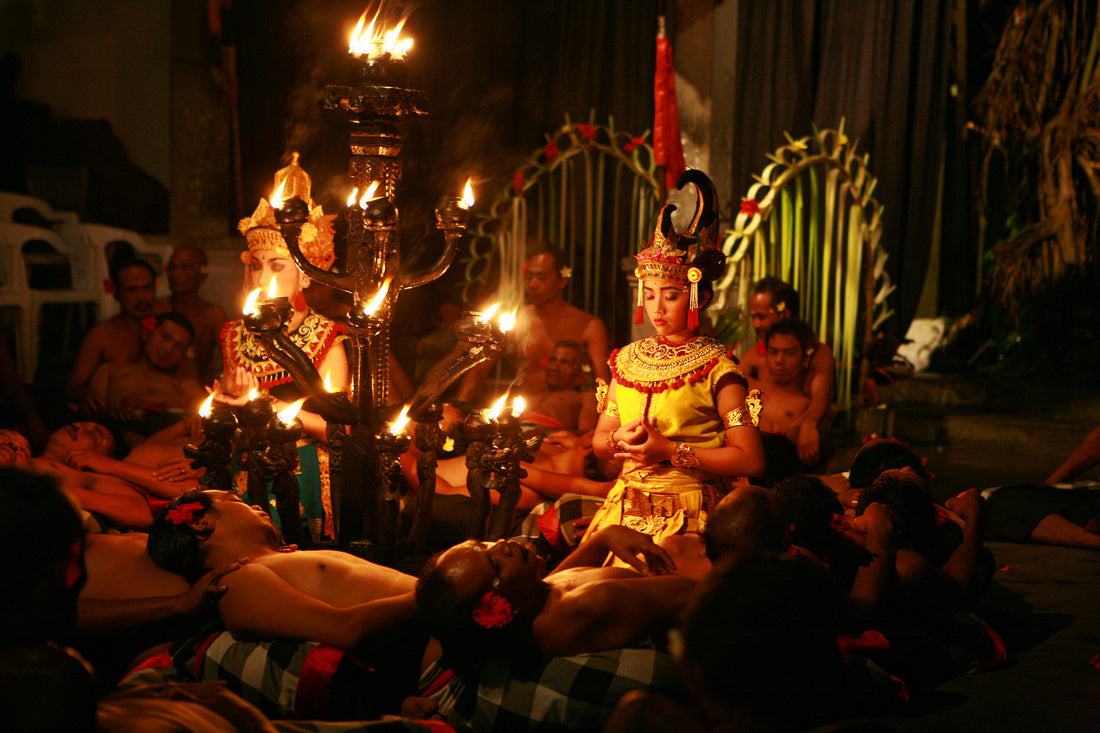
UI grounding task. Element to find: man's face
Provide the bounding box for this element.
[116,264,156,320]
[544,345,584,390]
[166,248,205,295]
[205,490,282,544]
[46,422,115,460]
[441,539,545,611]
[522,254,566,306]
[765,333,809,387]
[749,292,785,339]
[0,429,31,466]
[144,320,193,371]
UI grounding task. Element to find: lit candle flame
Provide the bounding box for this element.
[270,179,287,209]
[512,396,525,416]
[488,393,508,421]
[267,277,279,299]
[462,179,475,208]
[358,181,381,208]
[350,10,413,59]
[478,303,500,323]
[498,310,516,333]
[346,188,358,207]
[243,288,262,315]
[363,277,392,315]
[278,398,305,424]
[248,388,259,402]
[199,393,215,417]
[390,405,411,435]
[324,373,333,392]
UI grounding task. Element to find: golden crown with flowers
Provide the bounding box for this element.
[238,153,337,271]
[634,169,726,328]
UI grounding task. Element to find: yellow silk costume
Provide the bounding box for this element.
[582,334,750,543]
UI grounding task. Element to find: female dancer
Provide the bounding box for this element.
[586,171,764,551]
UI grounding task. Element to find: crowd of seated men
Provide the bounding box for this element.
[3,247,1100,732]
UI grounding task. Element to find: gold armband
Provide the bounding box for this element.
[605,430,619,455]
[595,378,609,413]
[670,442,701,469]
[723,388,762,427]
[603,399,619,417]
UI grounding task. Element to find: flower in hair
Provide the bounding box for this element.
[830,513,852,534]
[472,590,514,629]
[559,266,572,279]
[103,278,117,295]
[165,501,204,525]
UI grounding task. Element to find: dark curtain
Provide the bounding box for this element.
[730,0,952,335]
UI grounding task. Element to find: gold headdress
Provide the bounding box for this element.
[238,153,337,271]
[634,169,725,328]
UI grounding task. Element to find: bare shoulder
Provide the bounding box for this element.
[810,339,835,367]
[201,299,228,324]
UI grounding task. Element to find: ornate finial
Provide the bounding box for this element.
[275,152,314,208]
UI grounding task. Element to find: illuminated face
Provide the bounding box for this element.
[165,247,205,295]
[115,264,156,320]
[247,250,301,302]
[145,320,193,371]
[544,345,584,390]
[46,422,116,459]
[765,332,809,387]
[205,489,280,538]
[522,253,567,306]
[643,277,690,337]
[439,539,545,609]
[749,292,785,338]
[0,430,31,466]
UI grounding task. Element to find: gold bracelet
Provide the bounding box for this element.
[670,442,701,469]
[605,429,618,454]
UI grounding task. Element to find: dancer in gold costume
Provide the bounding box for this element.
[585,171,764,551]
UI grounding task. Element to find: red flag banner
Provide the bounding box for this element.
[653,25,685,191]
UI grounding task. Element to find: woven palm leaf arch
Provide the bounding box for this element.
[459,116,661,348]
[715,121,893,417]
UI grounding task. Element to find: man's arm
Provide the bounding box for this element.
[521,465,612,501]
[1046,423,1100,483]
[216,564,417,649]
[795,343,836,464]
[582,317,611,384]
[66,326,108,405]
[533,575,694,655]
[66,449,194,500]
[576,390,598,433]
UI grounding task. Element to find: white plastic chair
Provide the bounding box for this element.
[0,191,79,225]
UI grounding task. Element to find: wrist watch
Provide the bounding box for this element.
[670,441,701,469]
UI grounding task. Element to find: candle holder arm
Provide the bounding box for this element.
[395,231,460,291]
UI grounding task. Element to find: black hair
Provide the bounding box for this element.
[765,317,815,353]
[704,487,786,561]
[752,276,800,318]
[756,432,801,488]
[773,475,844,558]
[172,243,209,268]
[154,311,196,342]
[856,471,936,556]
[848,439,928,490]
[0,467,85,644]
[681,551,846,728]
[146,489,217,583]
[108,253,157,288]
[525,246,569,274]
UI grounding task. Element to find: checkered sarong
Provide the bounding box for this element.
[420,642,682,732]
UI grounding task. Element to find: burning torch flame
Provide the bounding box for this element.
[498,310,516,333]
[478,303,501,323]
[512,396,525,417]
[462,179,475,208]
[346,188,358,207]
[243,288,262,315]
[270,179,287,209]
[363,277,392,316]
[278,398,306,425]
[358,181,381,208]
[267,277,280,299]
[488,393,509,421]
[390,405,411,435]
[199,393,215,418]
[350,11,413,59]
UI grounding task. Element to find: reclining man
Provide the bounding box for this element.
[739,277,835,465]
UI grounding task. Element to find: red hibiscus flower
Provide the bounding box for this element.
[577,123,597,144]
[740,198,760,216]
[472,590,514,629]
[512,169,525,194]
[165,501,204,525]
[543,139,559,162]
[624,136,646,153]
